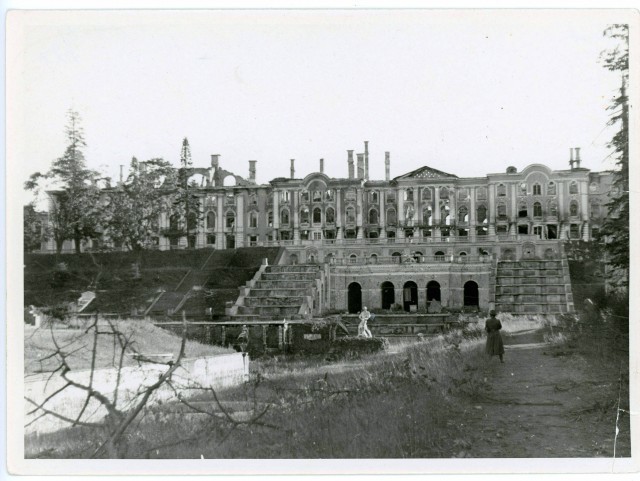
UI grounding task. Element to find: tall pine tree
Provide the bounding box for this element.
[170,138,202,248]
[597,25,629,288]
[25,110,101,255]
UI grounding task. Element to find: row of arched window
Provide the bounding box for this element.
[496,180,579,197]
[201,197,593,231]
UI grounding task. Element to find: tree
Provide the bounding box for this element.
[104,157,175,252]
[24,316,270,458]
[170,138,202,248]
[23,203,49,253]
[24,110,102,255]
[597,24,629,288]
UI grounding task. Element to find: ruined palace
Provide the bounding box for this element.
[40,143,614,315]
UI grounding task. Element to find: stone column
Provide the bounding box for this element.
[558,182,565,219]
[397,188,405,239]
[580,180,590,240]
[469,186,476,241]
[580,180,589,221]
[293,190,300,244]
[273,190,280,230]
[356,188,364,239]
[379,191,386,238]
[216,193,225,249]
[336,189,343,240]
[235,193,244,248]
[488,183,496,236]
[433,186,441,240]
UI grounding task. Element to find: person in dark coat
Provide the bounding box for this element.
[485,310,505,363]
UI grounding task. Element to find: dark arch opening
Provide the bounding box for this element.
[381,281,395,310]
[426,280,441,304]
[463,280,479,308]
[348,282,362,314]
[403,281,418,312]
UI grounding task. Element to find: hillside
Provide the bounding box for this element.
[24,247,281,317]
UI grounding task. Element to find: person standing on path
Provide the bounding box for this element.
[485,310,505,363]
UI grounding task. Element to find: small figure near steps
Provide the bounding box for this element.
[358,306,373,338]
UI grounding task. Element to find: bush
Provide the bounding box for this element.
[329,336,389,358]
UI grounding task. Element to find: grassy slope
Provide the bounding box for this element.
[24,320,233,375]
[24,247,280,315]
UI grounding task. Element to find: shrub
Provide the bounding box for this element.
[329,336,389,358]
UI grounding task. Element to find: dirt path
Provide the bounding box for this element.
[450,329,630,458]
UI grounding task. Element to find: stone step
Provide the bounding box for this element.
[243,296,306,307]
[496,285,567,295]
[496,276,564,286]
[266,265,320,273]
[495,294,566,303]
[495,303,568,314]
[497,269,561,276]
[238,305,301,316]
[498,260,563,269]
[254,280,316,289]
[249,288,311,297]
[261,272,319,281]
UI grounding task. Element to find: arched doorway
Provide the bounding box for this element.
[381,281,395,310]
[426,280,441,303]
[463,281,479,308]
[403,281,418,312]
[348,282,362,314]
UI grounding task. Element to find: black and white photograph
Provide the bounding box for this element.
[5,5,638,477]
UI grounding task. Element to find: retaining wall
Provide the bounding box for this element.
[24,353,249,435]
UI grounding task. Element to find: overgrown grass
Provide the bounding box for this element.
[26,323,495,458]
[24,319,233,375]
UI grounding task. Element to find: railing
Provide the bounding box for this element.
[332,255,492,266]
[259,234,549,247]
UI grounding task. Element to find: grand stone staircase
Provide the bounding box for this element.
[494,258,574,314]
[228,264,324,322]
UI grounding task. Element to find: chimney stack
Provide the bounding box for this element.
[569,148,574,169]
[290,159,295,179]
[357,153,365,180]
[249,160,257,182]
[211,154,220,169]
[347,150,355,179]
[119,165,124,184]
[319,158,324,174]
[575,147,581,168]
[385,152,390,181]
[364,141,369,180]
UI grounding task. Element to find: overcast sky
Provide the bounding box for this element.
[8,9,628,206]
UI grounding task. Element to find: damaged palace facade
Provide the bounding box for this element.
[42,143,614,314]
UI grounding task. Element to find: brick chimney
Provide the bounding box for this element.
[319,158,324,174]
[364,141,369,180]
[290,159,295,179]
[249,160,257,182]
[347,150,354,179]
[574,147,581,168]
[385,151,390,181]
[357,153,365,180]
[211,154,220,169]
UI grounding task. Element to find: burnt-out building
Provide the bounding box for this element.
[40,144,613,314]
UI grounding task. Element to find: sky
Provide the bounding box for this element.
[8,9,629,208]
